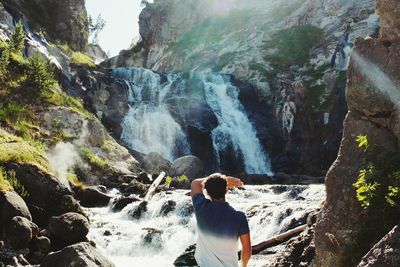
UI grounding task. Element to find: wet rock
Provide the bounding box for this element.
[160,200,176,216]
[5,216,38,249]
[103,230,112,236]
[123,179,147,196]
[357,225,400,267]
[141,228,163,249]
[48,212,89,244]
[75,186,112,208]
[0,191,32,225]
[170,156,204,181]
[128,201,148,219]
[111,196,140,212]
[142,152,171,175]
[136,172,152,184]
[174,244,197,266]
[41,242,115,267]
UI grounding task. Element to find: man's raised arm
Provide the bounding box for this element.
[191,178,205,197]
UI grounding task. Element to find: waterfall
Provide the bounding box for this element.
[87,185,325,267]
[113,67,272,174]
[113,68,190,161]
[196,73,272,174]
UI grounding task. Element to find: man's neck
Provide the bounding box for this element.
[211,197,226,202]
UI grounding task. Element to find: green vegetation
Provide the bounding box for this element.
[82,148,107,169]
[263,25,323,71]
[71,51,96,68]
[67,171,86,189]
[0,168,29,197]
[343,135,400,266]
[0,142,49,171]
[11,22,26,53]
[353,135,400,208]
[165,175,172,187]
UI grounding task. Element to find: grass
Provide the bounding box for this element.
[0,142,50,172]
[0,167,12,192]
[71,52,96,68]
[67,171,86,189]
[0,168,29,197]
[82,147,107,170]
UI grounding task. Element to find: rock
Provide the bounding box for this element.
[357,225,400,267]
[170,156,203,180]
[3,162,72,226]
[86,44,107,64]
[128,201,148,219]
[40,242,115,267]
[376,0,400,42]
[48,212,89,244]
[174,244,197,266]
[136,172,152,184]
[4,216,38,249]
[142,152,171,175]
[34,236,51,253]
[75,186,112,208]
[160,200,176,216]
[57,195,86,217]
[0,191,32,225]
[271,226,316,267]
[111,196,140,212]
[141,228,163,249]
[123,179,147,196]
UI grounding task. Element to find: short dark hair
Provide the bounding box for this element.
[203,173,227,200]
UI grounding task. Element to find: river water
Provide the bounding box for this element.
[86,185,325,266]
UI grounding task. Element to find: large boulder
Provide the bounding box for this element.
[142,152,171,175]
[75,186,111,208]
[170,156,203,180]
[357,225,400,267]
[48,212,89,244]
[0,191,31,225]
[41,242,115,267]
[4,216,38,248]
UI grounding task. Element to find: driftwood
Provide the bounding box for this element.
[251,224,307,255]
[144,171,166,201]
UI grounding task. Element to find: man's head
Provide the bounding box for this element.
[203,173,227,200]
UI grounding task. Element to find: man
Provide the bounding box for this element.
[191,173,252,267]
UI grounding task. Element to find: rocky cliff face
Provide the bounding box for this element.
[1,0,88,51]
[314,0,400,266]
[101,0,378,175]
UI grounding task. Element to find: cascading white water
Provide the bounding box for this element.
[113,68,190,161]
[197,73,272,174]
[114,67,272,174]
[87,185,325,267]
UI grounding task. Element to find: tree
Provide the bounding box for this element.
[89,14,106,44]
[11,22,25,53]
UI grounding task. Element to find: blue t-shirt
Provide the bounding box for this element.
[192,193,250,267]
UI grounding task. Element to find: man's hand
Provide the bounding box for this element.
[191,178,206,197]
[226,176,244,189]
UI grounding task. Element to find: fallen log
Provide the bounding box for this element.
[144,171,166,201]
[251,224,307,255]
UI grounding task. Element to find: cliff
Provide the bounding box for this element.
[314,0,400,266]
[100,0,378,176]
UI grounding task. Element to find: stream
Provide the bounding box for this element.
[86,184,325,266]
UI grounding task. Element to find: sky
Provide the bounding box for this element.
[86,0,144,57]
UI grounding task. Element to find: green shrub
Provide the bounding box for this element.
[353,135,400,209]
[0,40,11,80]
[71,52,96,68]
[165,175,172,187]
[11,22,25,53]
[0,167,12,192]
[178,175,189,183]
[82,147,106,169]
[26,53,57,93]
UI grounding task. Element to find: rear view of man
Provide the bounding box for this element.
[191,173,252,267]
